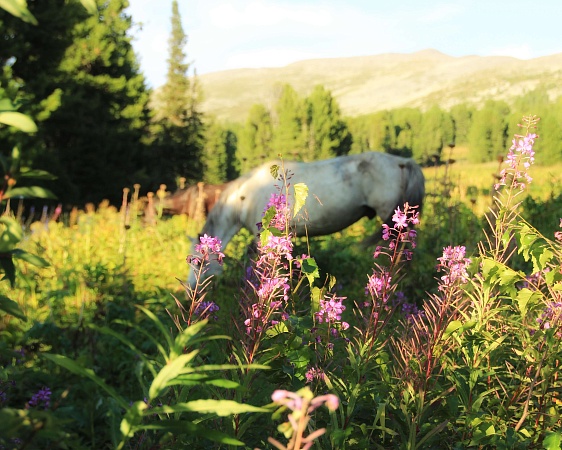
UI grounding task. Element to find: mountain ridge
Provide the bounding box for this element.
[191,49,562,123]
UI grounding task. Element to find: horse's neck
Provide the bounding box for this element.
[203,203,243,250]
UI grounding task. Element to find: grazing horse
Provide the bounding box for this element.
[160,182,229,219]
[187,152,425,287]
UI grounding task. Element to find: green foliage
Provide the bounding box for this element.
[150,0,205,188]
[1,0,152,204]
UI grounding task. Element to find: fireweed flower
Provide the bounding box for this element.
[305,366,326,383]
[537,300,562,338]
[437,245,471,290]
[495,132,537,191]
[257,234,294,266]
[27,386,51,409]
[263,193,290,230]
[188,234,225,266]
[315,293,346,324]
[555,218,562,243]
[377,203,419,259]
[194,301,220,320]
[366,269,392,303]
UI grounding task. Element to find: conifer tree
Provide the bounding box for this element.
[392,108,422,158]
[1,0,152,204]
[450,103,474,145]
[272,84,305,158]
[151,0,204,188]
[302,85,351,160]
[203,120,239,183]
[415,105,454,163]
[238,104,273,172]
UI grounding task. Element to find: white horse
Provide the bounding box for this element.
[187,151,425,287]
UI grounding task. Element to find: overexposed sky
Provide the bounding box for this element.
[126,0,562,88]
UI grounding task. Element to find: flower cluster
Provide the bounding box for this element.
[305,366,325,384]
[269,387,339,449]
[555,218,562,243]
[194,301,220,321]
[188,234,225,266]
[365,269,392,303]
[257,234,294,265]
[495,132,538,191]
[27,386,51,410]
[537,301,562,338]
[263,192,290,230]
[376,202,419,260]
[437,245,471,290]
[315,293,347,325]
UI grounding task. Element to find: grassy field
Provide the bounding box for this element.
[1,150,562,448]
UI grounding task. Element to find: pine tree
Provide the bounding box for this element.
[272,84,305,158]
[468,100,510,163]
[238,104,273,172]
[415,105,454,163]
[203,120,239,183]
[151,0,204,188]
[392,108,422,158]
[302,85,351,160]
[1,0,152,204]
[450,103,474,145]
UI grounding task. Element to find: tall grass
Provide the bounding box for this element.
[1,115,562,448]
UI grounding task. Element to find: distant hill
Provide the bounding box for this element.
[187,49,562,123]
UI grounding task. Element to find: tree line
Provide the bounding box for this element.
[2,1,562,207]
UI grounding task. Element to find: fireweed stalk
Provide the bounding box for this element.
[488,115,540,261]
[357,202,420,356]
[268,387,339,450]
[171,234,224,329]
[239,189,293,365]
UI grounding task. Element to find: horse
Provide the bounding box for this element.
[187,151,425,287]
[159,182,229,219]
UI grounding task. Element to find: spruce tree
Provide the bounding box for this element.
[272,84,305,158]
[238,103,273,172]
[302,85,351,160]
[151,0,204,188]
[1,0,152,204]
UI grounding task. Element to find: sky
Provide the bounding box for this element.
[126,0,562,89]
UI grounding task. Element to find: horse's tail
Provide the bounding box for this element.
[361,158,425,248]
[402,158,425,213]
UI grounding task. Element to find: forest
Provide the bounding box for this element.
[2,1,562,449]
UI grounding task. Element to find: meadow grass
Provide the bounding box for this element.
[2,123,562,448]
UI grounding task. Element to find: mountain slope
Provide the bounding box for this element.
[193,49,562,123]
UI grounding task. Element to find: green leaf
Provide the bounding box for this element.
[42,353,129,410]
[301,257,320,285]
[261,206,276,230]
[139,420,245,445]
[293,182,308,217]
[0,98,16,112]
[0,111,37,132]
[18,169,58,180]
[150,400,268,417]
[270,164,280,179]
[517,288,541,317]
[0,255,16,287]
[79,0,98,15]
[120,401,147,440]
[443,320,463,339]
[148,351,200,400]
[0,0,38,25]
[0,217,23,252]
[0,295,26,321]
[4,186,57,200]
[499,266,521,286]
[543,430,562,450]
[11,249,49,268]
